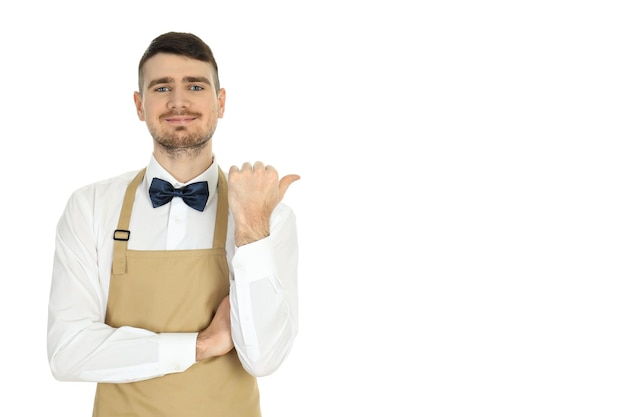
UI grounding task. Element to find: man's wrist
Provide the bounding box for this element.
[235,222,269,246]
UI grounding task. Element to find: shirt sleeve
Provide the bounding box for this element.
[229,203,299,377]
[46,186,197,383]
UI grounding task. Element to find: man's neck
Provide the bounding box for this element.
[152,146,214,183]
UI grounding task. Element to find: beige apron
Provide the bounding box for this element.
[93,167,261,417]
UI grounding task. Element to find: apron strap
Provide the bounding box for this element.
[213,167,229,249]
[112,168,146,275]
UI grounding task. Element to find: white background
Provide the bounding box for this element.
[1,1,626,416]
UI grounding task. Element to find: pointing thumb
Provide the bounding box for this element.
[278,174,301,201]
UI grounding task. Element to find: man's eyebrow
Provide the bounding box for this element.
[183,76,212,85]
[147,77,174,90]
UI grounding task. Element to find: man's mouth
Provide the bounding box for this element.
[162,113,200,125]
[165,116,196,124]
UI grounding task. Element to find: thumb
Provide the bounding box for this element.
[278,174,301,201]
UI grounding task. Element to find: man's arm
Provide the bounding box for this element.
[47,186,198,383]
[227,162,300,376]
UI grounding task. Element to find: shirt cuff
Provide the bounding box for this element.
[158,332,198,374]
[232,237,277,284]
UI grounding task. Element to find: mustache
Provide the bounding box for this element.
[160,111,202,119]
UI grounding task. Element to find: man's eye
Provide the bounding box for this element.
[190,85,204,91]
[155,86,170,92]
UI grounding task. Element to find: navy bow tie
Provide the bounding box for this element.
[149,177,209,212]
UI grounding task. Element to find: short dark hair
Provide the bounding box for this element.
[138,32,220,93]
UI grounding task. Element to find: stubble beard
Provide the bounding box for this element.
[151,125,216,159]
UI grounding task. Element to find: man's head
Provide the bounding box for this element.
[134,32,226,158]
[138,32,220,94]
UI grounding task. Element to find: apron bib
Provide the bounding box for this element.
[93,167,260,417]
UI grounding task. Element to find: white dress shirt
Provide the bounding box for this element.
[47,155,298,383]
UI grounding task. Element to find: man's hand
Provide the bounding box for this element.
[228,161,300,246]
[196,296,234,361]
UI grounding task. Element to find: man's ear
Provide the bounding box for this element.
[218,88,226,118]
[133,91,145,121]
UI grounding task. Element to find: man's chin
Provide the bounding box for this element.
[154,133,211,150]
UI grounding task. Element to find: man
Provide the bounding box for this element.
[47,31,299,417]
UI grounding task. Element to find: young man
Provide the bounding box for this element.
[47,32,299,416]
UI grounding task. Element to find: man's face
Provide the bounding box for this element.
[134,53,225,152]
